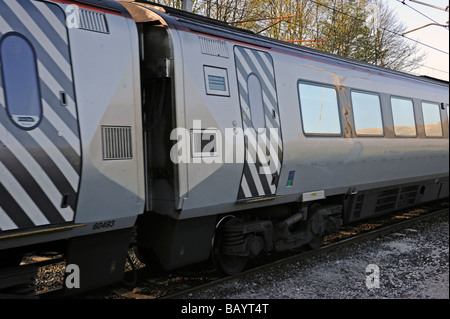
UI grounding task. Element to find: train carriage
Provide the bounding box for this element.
[0,0,144,293]
[123,0,448,274]
[0,0,448,296]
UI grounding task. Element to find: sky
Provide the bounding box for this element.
[387,0,449,81]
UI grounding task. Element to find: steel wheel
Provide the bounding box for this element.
[211,217,248,275]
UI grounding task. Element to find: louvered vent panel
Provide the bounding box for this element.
[101,126,133,160]
[79,9,109,34]
[375,189,399,213]
[199,36,229,58]
[352,194,365,219]
[398,185,419,207]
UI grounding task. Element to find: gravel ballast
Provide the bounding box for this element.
[187,213,449,299]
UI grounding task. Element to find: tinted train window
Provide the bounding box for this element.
[351,91,383,136]
[421,102,442,137]
[390,97,416,137]
[247,74,265,130]
[298,82,341,135]
[0,33,42,130]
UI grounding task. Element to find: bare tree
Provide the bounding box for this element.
[148,0,426,72]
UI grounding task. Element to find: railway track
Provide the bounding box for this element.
[162,203,449,299]
[36,200,448,299]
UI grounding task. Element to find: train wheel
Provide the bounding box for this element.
[307,209,325,250]
[307,234,324,250]
[211,216,248,275]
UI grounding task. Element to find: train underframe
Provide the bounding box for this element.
[135,176,448,275]
[1,176,447,296]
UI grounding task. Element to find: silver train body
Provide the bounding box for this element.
[0,0,448,294]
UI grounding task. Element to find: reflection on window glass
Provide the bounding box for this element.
[391,97,416,137]
[422,102,442,137]
[247,74,265,130]
[351,91,383,136]
[298,82,341,135]
[447,105,449,136]
[0,33,41,130]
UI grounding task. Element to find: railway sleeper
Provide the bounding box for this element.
[220,205,343,258]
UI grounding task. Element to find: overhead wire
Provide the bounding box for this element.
[395,0,446,26]
[185,0,450,65]
[302,0,448,55]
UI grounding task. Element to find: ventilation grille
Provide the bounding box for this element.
[352,194,365,219]
[78,9,109,34]
[398,185,419,208]
[375,189,399,213]
[199,36,229,58]
[101,126,132,160]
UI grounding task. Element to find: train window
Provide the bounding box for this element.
[203,65,230,97]
[247,73,265,130]
[390,97,416,137]
[298,82,341,135]
[0,33,42,130]
[421,102,443,137]
[351,91,383,136]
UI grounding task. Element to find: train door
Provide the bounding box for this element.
[0,0,81,233]
[234,46,283,200]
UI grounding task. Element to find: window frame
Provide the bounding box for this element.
[350,89,384,137]
[390,96,417,138]
[421,100,443,138]
[0,32,42,131]
[297,80,342,137]
[203,65,230,97]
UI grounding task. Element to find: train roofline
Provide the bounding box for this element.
[128,0,449,89]
[51,0,133,17]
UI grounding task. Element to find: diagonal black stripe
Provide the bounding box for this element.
[236,47,278,109]
[0,182,35,230]
[40,80,79,136]
[39,117,81,174]
[0,145,66,224]
[242,162,259,198]
[235,48,280,131]
[0,104,81,199]
[28,1,69,57]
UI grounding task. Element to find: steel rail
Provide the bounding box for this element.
[159,207,449,299]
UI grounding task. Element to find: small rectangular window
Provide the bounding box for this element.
[391,97,416,137]
[203,66,229,96]
[351,91,383,136]
[421,102,442,137]
[298,82,341,135]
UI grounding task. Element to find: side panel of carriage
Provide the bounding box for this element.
[0,0,81,234]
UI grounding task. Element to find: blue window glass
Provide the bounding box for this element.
[247,73,265,130]
[421,102,442,137]
[298,82,341,135]
[0,33,42,130]
[351,91,384,136]
[391,97,416,137]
